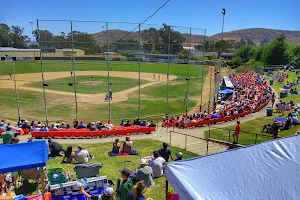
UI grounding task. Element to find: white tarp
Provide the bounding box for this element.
[223,76,234,89]
[165,135,300,200]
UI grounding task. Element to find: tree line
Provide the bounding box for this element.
[231,34,300,67]
[1,23,299,66]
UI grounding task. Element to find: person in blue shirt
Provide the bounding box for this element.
[140,120,147,127]
[128,181,147,200]
[120,121,125,126]
[77,121,87,129]
[210,111,219,119]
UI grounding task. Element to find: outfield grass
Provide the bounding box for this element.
[0,61,206,77]
[204,113,298,145]
[47,139,199,200]
[25,75,148,94]
[136,78,202,100]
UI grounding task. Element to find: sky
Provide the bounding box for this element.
[1,0,299,40]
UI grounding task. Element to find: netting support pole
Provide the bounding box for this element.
[70,21,78,121]
[185,27,192,116]
[106,22,111,121]
[37,19,48,125]
[138,23,141,119]
[200,29,206,112]
[166,26,171,116]
[208,66,212,113]
[12,61,21,122]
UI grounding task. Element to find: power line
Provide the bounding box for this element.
[111,0,171,43]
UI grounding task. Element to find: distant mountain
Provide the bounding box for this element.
[92,28,300,46]
[211,28,300,44]
[92,30,204,45]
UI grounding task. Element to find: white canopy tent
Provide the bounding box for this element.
[165,135,300,200]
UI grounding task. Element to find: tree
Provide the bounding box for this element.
[10,26,28,48]
[234,45,257,62]
[112,39,138,52]
[0,23,11,47]
[178,49,192,59]
[286,44,300,67]
[260,38,270,46]
[141,24,186,54]
[141,28,161,52]
[261,34,288,65]
[231,56,242,66]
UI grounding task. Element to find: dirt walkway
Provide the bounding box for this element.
[0,72,176,104]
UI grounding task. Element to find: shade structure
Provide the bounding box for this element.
[165,135,300,200]
[218,89,234,94]
[0,141,48,174]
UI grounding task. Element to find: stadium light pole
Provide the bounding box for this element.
[214,8,226,109]
[29,22,35,57]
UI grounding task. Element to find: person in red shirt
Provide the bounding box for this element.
[233,121,241,144]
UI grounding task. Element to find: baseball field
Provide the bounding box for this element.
[0,60,209,123]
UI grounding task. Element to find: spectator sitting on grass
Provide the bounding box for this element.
[120,121,125,126]
[135,159,154,188]
[148,151,165,178]
[61,146,76,164]
[0,173,14,199]
[116,168,133,200]
[159,143,173,162]
[174,152,183,161]
[122,136,134,154]
[128,181,148,200]
[292,115,299,125]
[75,144,94,164]
[48,139,65,158]
[111,138,121,154]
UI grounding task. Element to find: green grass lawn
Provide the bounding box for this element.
[25,75,148,94]
[46,139,199,200]
[204,113,298,145]
[270,70,300,102]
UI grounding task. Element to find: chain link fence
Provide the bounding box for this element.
[0,20,217,125]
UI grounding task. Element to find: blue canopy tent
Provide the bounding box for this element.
[165,135,300,200]
[218,89,234,94]
[0,141,48,199]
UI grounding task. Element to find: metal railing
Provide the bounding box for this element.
[208,126,274,145]
[169,130,242,156]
